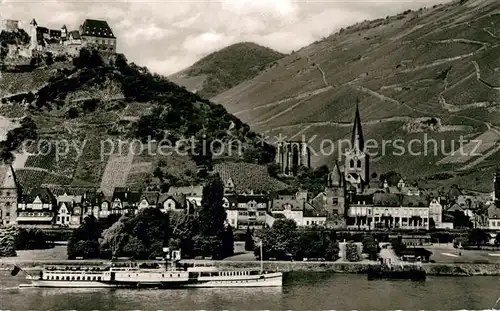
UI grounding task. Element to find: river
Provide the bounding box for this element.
[0,271,499,310]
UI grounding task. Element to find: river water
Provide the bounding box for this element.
[1,271,499,310]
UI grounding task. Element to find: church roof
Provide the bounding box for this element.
[80,19,116,38]
[21,187,54,204]
[328,161,342,187]
[351,101,364,152]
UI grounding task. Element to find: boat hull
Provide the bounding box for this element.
[22,273,283,288]
[23,280,128,288]
[185,272,283,288]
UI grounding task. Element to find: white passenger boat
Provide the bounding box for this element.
[17,247,283,288]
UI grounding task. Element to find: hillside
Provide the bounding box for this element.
[169,42,285,98]
[213,0,500,193]
[0,51,277,195]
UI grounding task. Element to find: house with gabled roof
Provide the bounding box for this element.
[137,192,160,210]
[168,185,204,208]
[17,187,56,226]
[159,193,194,214]
[80,19,117,53]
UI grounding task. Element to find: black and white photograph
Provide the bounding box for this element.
[0,0,500,309]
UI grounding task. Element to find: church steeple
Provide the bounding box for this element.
[351,100,364,152]
[328,161,342,187]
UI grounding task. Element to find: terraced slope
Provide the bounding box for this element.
[213,0,500,192]
[169,42,285,98]
[0,56,276,193]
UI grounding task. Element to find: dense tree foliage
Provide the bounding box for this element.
[362,235,380,261]
[0,226,18,257]
[97,175,233,260]
[282,166,331,198]
[467,229,489,248]
[67,215,101,259]
[15,227,51,250]
[244,227,255,251]
[345,242,361,262]
[0,29,30,45]
[255,219,340,261]
[0,117,38,164]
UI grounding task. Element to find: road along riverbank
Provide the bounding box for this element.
[1,259,500,276]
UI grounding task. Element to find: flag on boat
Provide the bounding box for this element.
[10,265,21,276]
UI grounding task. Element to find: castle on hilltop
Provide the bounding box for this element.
[1,17,117,57]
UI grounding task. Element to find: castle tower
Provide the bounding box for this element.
[344,101,369,194]
[0,165,19,225]
[29,18,38,51]
[61,24,67,41]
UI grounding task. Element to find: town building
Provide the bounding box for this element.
[17,188,56,227]
[0,165,18,226]
[312,161,346,218]
[225,194,269,229]
[270,191,326,227]
[168,186,204,208]
[79,19,117,53]
[159,193,193,214]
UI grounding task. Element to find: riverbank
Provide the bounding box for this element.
[1,259,500,276]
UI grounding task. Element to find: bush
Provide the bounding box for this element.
[244,227,254,251]
[345,243,361,262]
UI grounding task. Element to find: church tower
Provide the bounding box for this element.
[344,101,369,194]
[325,161,346,216]
[0,165,18,225]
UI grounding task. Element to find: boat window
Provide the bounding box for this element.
[162,274,164,277]
[178,274,180,277]
[93,277,96,280]
[77,276,80,280]
[98,277,101,281]
[56,276,59,280]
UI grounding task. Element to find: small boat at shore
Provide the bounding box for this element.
[16,247,283,288]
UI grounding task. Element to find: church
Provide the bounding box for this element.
[312,103,370,218]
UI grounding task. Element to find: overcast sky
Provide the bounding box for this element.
[1,0,446,75]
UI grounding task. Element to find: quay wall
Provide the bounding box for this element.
[2,260,500,276]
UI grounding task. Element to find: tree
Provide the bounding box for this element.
[256,219,298,260]
[468,229,488,248]
[325,239,340,261]
[221,223,234,258]
[45,52,54,66]
[345,242,361,262]
[67,215,101,259]
[244,227,255,251]
[362,235,379,261]
[100,216,127,258]
[0,226,18,257]
[89,49,104,68]
[198,174,226,237]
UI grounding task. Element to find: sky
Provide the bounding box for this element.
[0,0,447,76]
